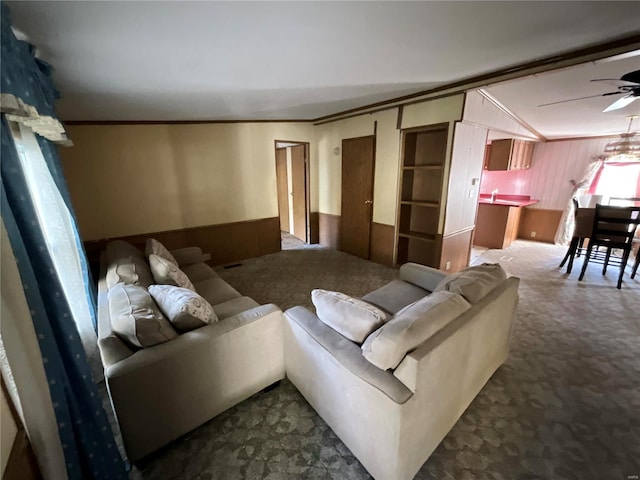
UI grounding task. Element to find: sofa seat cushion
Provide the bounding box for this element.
[213,296,260,320]
[181,263,219,283]
[194,277,242,306]
[149,254,196,291]
[106,255,154,289]
[108,283,178,348]
[434,263,506,304]
[146,238,178,266]
[311,289,389,344]
[362,291,471,370]
[362,280,428,315]
[149,285,217,332]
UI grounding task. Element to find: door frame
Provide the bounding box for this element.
[273,140,311,243]
[340,134,377,259]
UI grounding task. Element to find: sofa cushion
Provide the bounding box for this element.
[434,263,507,304]
[212,296,260,320]
[149,254,196,291]
[362,280,428,315]
[181,263,219,283]
[108,283,178,348]
[311,289,389,344]
[149,284,217,332]
[145,238,178,266]
[105,240,145,263]
[194,277,242,306]
[106,255,154,289]
[362,291,470,370]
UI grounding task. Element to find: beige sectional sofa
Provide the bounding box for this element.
[284,262,520,480]
[97,240,284,463]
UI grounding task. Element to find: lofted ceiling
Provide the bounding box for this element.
[6,1,640,137]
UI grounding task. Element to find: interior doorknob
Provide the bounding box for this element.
[364,200,373,204]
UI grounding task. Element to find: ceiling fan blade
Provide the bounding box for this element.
[591,78,639,87]
[537,91,621,108]
[603,95,638,112]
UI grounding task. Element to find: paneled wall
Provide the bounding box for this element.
[480,137,612,210]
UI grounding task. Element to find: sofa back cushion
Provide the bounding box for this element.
[149,254,195,291]
[108,283,178,348]
[311,289,389,343]
[106,255,154,289]
[434,263,506,304]
[149,284,217,332]
[105,240,144,264]
[361,291,470,370]
[145,238,178,266]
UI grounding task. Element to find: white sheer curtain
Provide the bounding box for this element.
[12,123,102,381]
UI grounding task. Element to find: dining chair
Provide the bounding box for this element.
[578,204,640,289]
[559,199,594,274]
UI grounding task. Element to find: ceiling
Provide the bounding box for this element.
[6,1,640,135]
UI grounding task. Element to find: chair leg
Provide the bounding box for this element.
[560,237,578,269]
[632,247,639,280]
[576,238,584,258]
[578,242,594,281]
[617,249,631,289]
[603,247,612,275]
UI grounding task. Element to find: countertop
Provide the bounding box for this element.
[478,194,539,207]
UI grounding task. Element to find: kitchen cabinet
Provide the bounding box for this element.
[485,138,534,171]
[474,203,522,249]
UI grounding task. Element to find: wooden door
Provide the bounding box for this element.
[291,144,307,242]
[275,148,290,233]
[341,136,375,259]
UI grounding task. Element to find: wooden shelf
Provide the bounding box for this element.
[400,200,439,208]
[402,165,443,171]
[398,231,436,243]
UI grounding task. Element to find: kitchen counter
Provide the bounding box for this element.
[478,194,539,208]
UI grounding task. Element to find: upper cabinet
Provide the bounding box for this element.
[484,138,534,171]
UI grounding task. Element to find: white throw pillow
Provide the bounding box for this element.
[362,291,470,370]
[105,255,154,289]
[149,254,196,291]
[108,283,178,348]
[311,289,389,343]
[146,238,178,266]
[149,284,217,332]
[434,263,506,304]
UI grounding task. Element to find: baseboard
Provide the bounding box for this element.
[517,208,563,244]
[84,217,281,268]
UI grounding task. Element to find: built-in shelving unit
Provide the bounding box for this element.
[396,123,449,267]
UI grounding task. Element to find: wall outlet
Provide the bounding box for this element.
[468,189,475,198]
[531,231,537,238]
[445,261,451,270]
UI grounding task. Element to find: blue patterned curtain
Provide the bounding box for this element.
[1,4,127,479]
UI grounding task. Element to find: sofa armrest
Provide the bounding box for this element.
[169,246,208,267]
[399,263,447,292]
[284,306,413,404]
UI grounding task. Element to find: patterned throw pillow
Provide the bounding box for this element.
[149,285,217,332]
[145,238,178,266]
[311,289,389,343]
[107,283,178,348]
[148,254,196,291]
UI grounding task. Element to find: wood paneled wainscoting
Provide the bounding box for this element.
[517,208,564,244]
[319,213,341,250]
[84,217,281,271]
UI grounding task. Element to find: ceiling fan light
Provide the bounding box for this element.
[604,132,640,160]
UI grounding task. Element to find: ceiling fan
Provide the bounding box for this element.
[538,69,640,112]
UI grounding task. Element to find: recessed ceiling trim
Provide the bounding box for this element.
[313,33,640,125]
[477,89,547,141]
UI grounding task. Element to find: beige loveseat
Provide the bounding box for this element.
[97,240,285,463]
[284,262,519,480]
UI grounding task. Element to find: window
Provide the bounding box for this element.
[591,162,640,202]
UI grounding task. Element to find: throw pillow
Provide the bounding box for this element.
[105,240,145,264]
[311,289,389,343]
[149,254,196,291]
[107,283,178,348]
[105,255,154,289]
[434,262,507,304]
[145,238,178,266]
[362,291,471,370]
[149,284,217,332]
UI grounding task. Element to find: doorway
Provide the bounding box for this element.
[274,141,311,249]
[341,135,376,259]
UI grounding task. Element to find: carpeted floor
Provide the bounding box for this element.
[114,240,639,480]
